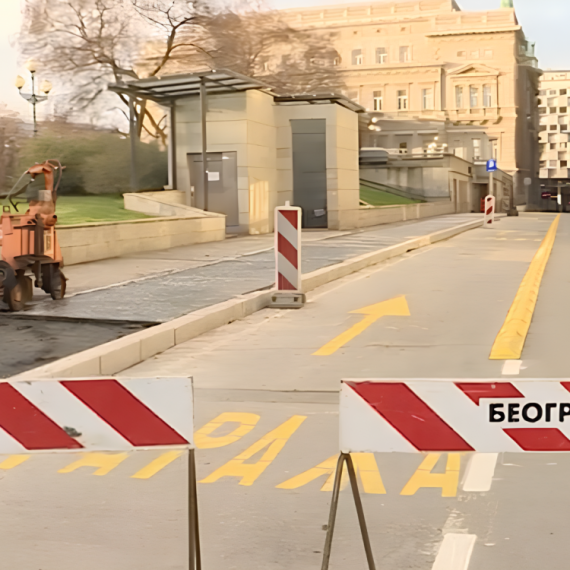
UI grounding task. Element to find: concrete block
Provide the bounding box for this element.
[100,336,142,375]
[140,327,176,361]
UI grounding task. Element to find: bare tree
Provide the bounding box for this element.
[19,0,210,143]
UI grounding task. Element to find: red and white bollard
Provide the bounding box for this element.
[484,195,496,228]
[269,202,306,309]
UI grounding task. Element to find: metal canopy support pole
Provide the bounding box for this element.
[200,78,209,211]
[188,448,202,570]
[321,453,376,570]
[129,96,139,191]
[169,103,178,193]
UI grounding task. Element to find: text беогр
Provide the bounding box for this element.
[490,402,570,423]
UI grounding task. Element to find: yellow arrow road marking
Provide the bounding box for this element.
[313,296,411,356]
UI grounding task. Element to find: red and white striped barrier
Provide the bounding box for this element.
[340,379,570,453]
[0,377,193,453]
[484,195,496,227]
[274,203,302,291]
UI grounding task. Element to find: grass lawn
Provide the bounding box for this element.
[1,194,151,225]
[360,183,422,207]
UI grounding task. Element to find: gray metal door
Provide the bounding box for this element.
[291,119,327,228]
[187,151,239,228]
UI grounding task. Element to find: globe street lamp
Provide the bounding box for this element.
[15,60,52,136]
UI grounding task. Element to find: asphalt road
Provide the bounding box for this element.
[2,213,568,570]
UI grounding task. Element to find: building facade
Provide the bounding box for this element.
[281,0,541,207]
[538,70,570,207]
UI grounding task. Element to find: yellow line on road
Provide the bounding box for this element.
[490,215,560,360]
[131,451,184,479]
[0,455,30,470]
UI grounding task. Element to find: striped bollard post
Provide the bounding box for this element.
[484,195,496,228]
[269,201,306,309]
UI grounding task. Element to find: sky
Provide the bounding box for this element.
[1,0,569,121]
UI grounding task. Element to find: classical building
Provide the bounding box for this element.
[281,0,541,207]
[538,70,570,208]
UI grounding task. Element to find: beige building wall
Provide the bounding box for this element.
[275,103,360,230]
[281,0,541,207]
[538,71,570,184]
[174,90,277,234]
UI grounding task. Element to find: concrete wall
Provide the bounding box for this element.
[275,103,360,230]
[124,191,222,219]
[58,216,226,266]
[174,90,277,234]
[358,201,455,228]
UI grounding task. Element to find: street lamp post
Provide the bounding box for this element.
[15,61,51,136]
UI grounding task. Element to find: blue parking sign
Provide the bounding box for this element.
[486,159,498,172]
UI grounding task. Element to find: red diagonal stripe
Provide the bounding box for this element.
[504,428,570,451]
[346,382,474,452]
[62,380,188,447]
[455,382,524,405]
[559,382,570,395]
[0,384,83,450]
[279,209,298,229]
[278,233,298,269]
[278,273,296,290]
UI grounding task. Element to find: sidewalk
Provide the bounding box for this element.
[23,214,481,324]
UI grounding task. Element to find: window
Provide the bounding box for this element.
[549,90,557,95]
[562,161,568,168]
[550,143,557,150]
[492,140,498,159]
[422,88,433,110]
[539,107,547,114]
[562,143,569,149]
[352,49,363,65]
[550,125,558,131]
[539,125,547,131]
[376,47,388,64]
[399,46,410,63]
[484,49,493,58]
[455,86,464,108]
[550,108,558,113]
[398,90,408,110]
[373,90,383,111]
[549,160,557,167]
[457,51,466,57]
[562,89,568,95]
[561,125,569,133]
[539,90,547,95]
[470,86,479,108]
[333,57,341,66]
[473,138,482,160]
[483,85,492,108]
[470,50,480,59]
[399,142,408,154]
[540,161,547,168]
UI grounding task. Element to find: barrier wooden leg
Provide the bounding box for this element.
[345,454,376,570]
[188,449,202,570]
[321,453,346,570]
[320,453,377,570]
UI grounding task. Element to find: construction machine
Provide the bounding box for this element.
[0,160,66,311]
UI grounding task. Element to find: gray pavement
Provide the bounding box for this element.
[20,214,479,323]
[3,213,567,569]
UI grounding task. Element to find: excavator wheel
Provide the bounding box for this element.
[0,262,24,311]
[42,263,67,300]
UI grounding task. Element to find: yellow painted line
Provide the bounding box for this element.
[400,453,461,497]
[313,296,410,356]
[195,412,260,449]
[58,453,129,476]
[490,215,560,360]
[131,451,184,479]
[0,455,30,470]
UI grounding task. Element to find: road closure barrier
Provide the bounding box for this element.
[484,195,495,227]
[320,378,570,570]
[270,202,305,309]
[0,377,201,570]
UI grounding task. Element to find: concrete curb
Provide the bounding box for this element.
[10,217,482,380]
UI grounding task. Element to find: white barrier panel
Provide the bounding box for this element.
[340,379,570,453]
[0,377,193,452]
[484,195,495,227]
[274,203,302,292]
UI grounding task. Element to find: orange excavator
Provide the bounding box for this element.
[0,160,66,311]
